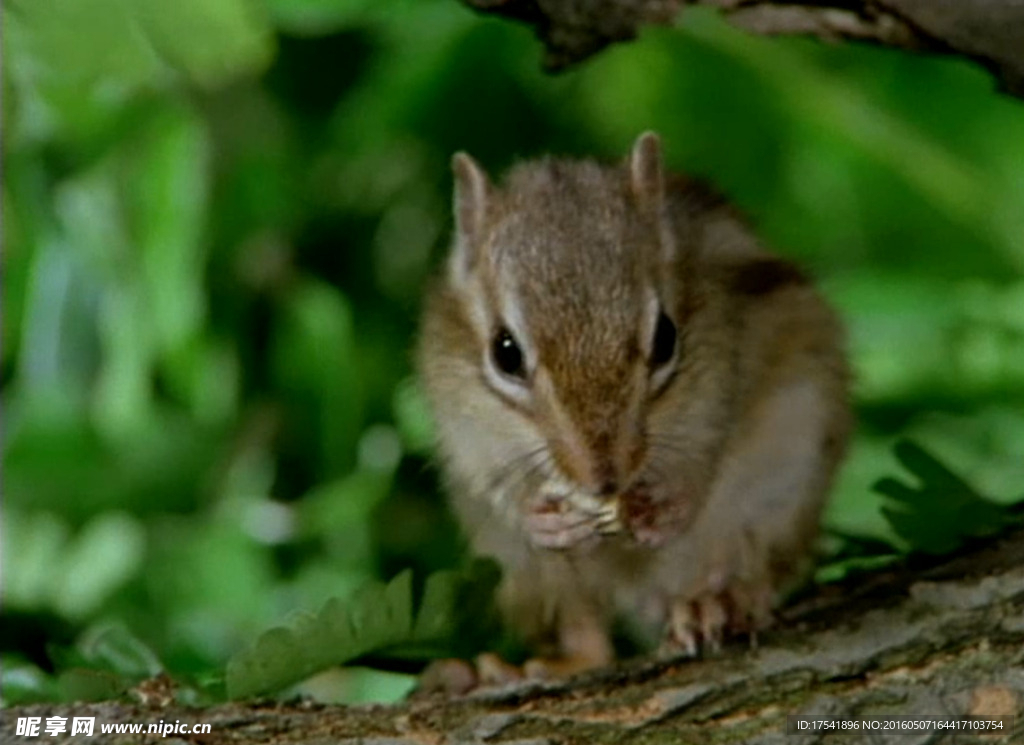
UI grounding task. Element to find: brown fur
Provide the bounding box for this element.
[417,133,851,676]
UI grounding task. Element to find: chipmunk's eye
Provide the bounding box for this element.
[650,311,677,368]
[491,327,525,378]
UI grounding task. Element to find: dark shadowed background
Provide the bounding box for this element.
[3,0,1023,705]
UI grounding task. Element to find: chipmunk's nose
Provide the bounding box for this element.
[593,459,620,497]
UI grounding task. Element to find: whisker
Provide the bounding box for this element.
[483,444,548,493]
[479,445,554,512]
[462,447,559,550]
[514,452,554,493]
[646,442,697,463]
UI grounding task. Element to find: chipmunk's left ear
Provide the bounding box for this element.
[629,131,664,209]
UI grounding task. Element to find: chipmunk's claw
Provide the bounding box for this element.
[659,583,773,658]
[414,658,479,696]
[414,651,601,697]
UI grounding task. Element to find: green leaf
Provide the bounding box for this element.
[3,0,271,146]
[127,104,210,358]
[225,561,500,699]
[56,668,128,703]
[272,280,362,478]
[52,512,147,620]
[14,624,167,704]
[299,469,393,539]
[0,657,60,706]
[391,378,435,454]
[873,439,1021,555]
[2,509,70,609]
[134,0,273,87]
[77,624,164,679]
[4,0,166,145]
[265,0,379,35]
[412,568,460,642]
[679,9,1022,271]
[814,553,902,585]
[53,161,152,433]
[147,520,276,642]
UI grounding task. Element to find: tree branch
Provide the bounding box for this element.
[6,528,1023,744]
[460,0,1024,96]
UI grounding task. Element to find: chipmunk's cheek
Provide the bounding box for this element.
[620,485,693,547]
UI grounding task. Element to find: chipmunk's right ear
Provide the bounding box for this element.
[451,152,491,282]
[628,131,663,210]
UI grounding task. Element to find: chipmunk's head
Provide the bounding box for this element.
[419,133,721,521]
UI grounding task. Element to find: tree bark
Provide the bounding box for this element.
[5,528,1023,744]
[460,0,1024,96]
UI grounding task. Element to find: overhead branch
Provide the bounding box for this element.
[460,0,1024,96]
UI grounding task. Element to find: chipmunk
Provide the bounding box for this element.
[416,132,851,688]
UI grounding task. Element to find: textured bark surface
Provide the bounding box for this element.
[5,528,1023,744]
[460,0,1024,95]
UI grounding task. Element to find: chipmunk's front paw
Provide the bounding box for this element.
[660,578,774,657]
[619,483,693,548]
[522,493,619,550]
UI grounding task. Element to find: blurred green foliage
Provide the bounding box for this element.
[873,439,1022,556]
[3,0,1024,705]
[226,559,501,699]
